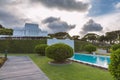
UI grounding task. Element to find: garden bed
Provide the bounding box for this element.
[0,57,7,68]
[48,60,72,65]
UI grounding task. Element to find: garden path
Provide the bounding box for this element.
[0,56,49,80]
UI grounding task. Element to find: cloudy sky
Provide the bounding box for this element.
[0,0,120,37]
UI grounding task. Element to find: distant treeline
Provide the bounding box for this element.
[0,24,13,35]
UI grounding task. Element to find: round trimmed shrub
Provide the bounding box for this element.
[109,49,120,80]
[111,44,120,51]
[34,44,48,56]
[84,44,96,53]
[46,43,74,62]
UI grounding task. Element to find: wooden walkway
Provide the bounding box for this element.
[0,56,49,80]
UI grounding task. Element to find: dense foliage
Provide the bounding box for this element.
[109,49,120,80]
[0,28,13,35]
[111,44,120,51]
[0,40,46,53]
[82,33,99,43]
[48,32,71,39]
[81,30,120,45]
[0,24,13,35]
[34,44,48,56]
[46,43,73,62]
[84,44,97,53]
[74,40,91,52]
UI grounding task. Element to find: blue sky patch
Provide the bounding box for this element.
[88,0,120,16]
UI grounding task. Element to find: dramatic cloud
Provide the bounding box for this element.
[82,19,103,32]
[0,0,24,8]
[42,17,60,24]
[0,9,28,28]
[94,12,120,32]
[31,0,90,12]
[0,0,119,37]
[42,17,75,33]
[0,9,27,27]
[0,0,32,28]
[115,2,120,9]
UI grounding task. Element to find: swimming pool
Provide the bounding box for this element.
[70,53,110,68]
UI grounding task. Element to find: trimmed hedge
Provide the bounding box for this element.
[109,49,120,80]
[34,44,48,56]
[46,43,74,62]
[0,39,97,53]
[0,40,46,53]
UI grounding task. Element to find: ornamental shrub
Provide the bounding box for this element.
[84,44,96,53]
[109,49,120,80]
[111,44,120,51]
[34,44,48,56]
[46,43,74,62]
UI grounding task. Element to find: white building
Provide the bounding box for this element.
[13,23,47,37]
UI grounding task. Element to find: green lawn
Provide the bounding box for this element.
[1,53,113,80]
[30,55,113,80]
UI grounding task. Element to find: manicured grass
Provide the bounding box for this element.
[3,53,113,80]
[30,55,113,80]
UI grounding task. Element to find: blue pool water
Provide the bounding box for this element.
[71,53,110,68]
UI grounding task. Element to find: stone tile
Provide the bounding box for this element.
[2,73,49,80]
[0,56,49,80]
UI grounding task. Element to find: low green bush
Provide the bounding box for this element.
[109,49,120,80]
[46,43,74,62]
[84,44,97,53]
[34,44,48,56]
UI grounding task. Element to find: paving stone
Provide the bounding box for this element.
[0,56,49,80]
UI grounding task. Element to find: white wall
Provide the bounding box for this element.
[97,49,107,54]
[47,38,74,50]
